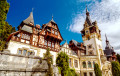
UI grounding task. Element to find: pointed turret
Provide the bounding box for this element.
[105,34,111,49]
[85,6,92,26]
[23,11,34,25]
[86,6,89,16]
[105,34,109,43]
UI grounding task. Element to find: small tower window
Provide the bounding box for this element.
[88,37,90,40]
[86,30,88,33]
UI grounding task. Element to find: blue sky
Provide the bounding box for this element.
[6,0,88,44]
[6,0,120,53]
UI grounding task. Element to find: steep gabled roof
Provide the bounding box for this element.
[23,12,34,25]
[71,39,84,49]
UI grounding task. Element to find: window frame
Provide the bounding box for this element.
[83,61,86,68]
[88,61,92,68]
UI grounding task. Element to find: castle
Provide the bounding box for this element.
[6,7,113,76]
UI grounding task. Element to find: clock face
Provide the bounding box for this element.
[86,30,88,33]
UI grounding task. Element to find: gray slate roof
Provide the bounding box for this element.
[104,44,114,57]
[21,25,33,33]
[104,49,114,57]
[86,16,92,26]
[23,12,34,25]
[71,40,83,49]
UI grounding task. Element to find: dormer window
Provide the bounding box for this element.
[48,41,51,47]
[52,42,54,48]
[44,40,47,46]
[52,30,54,34]
[17,34,20,37]
[55,31,58,35]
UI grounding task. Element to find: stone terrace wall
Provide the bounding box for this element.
[0,50,48,76]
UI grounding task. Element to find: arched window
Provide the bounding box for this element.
[88,61,92,68]
[83,61,86,68]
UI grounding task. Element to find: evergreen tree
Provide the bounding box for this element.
[44,48,53,76]
[111,61,120,76]
[94,63,102,76]
[56,52,69,76]
[117,54,120,63]
[0,0,15,51]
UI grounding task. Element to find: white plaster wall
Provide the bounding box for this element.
[60,43,80,72]
[7,40,58,65]
[7,40,37,55]
[83,38,97,55]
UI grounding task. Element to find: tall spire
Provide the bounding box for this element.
[86,5,89,16]
[85,5,92,26]
[105,34,109,42]
[86,5,88,13]
[105,34,110,48]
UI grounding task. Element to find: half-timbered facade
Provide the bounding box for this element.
[7,12,63,65]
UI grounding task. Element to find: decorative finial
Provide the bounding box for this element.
[52,14,53,20]
[86,5,89,16]
[105,34,109,42]
[32,8,34,12]
[65,40,67,43]
[86,5,88,13]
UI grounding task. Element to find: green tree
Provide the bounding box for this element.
[56,52,69,76]
[117,54,120,63]
[44,48,53,76]
[94,63,102,76]
[67,69,78,76]
[111,61,120,76]
[0,0,15,51]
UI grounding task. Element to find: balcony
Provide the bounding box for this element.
[45,31,59,40]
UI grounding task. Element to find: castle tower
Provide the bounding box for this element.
[81,6,104,68]
[81,6,104,56]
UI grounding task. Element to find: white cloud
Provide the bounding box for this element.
[69,0,120,54]
[78,0,96,2]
